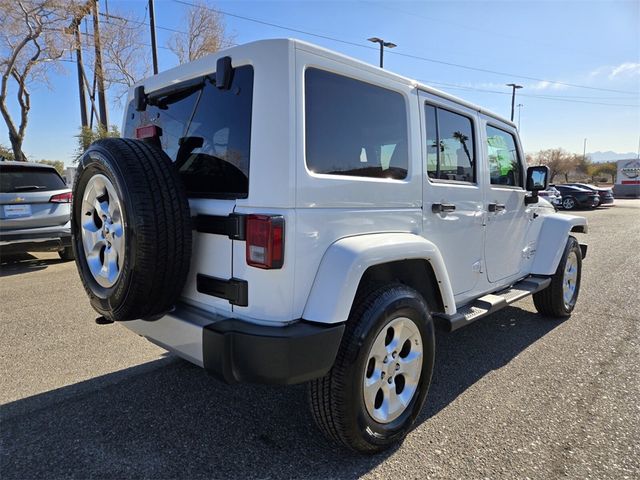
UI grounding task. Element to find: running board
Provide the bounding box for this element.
[434,276,551,332]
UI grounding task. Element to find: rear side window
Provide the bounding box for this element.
[124,65,254,198]
[305,68,408,180]
[425,104,475,183]
[486,125,523,187]
[0,166,66,193]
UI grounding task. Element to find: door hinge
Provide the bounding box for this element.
[194,213,246,240]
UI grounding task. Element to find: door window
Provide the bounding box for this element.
[486,125,523,187]
[425,104,475,183]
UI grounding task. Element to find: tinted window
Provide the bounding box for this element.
[486,125,522,187]
[0,166,66,193]
[124,65,253,198]
[305,68,408,179]
[425,104,475,183]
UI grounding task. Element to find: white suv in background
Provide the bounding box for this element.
[71,39,587,453]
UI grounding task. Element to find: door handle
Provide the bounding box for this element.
[432,203,456,213]
[488,203,506,212]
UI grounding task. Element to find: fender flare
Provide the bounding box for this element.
[531,213,587,275]
[302,233,456,324]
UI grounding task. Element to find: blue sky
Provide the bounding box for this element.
[4,0,639,165]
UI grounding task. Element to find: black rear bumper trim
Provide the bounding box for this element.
[202,319,345,385]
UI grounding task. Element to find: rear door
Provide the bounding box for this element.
[481,117,531,283]
[124,65,254,313]
[418,91,485,297]
[0,165,70,230]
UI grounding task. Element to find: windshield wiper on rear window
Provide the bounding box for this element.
[13,185,47,191]
[147,76,209,109]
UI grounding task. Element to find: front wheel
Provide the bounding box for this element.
[308,284,435,453]
[533,236,582,317]
[58,246,74,261]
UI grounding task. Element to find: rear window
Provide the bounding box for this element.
[124,65,254,199]
[0,166,66,193]
[305,68,408,180]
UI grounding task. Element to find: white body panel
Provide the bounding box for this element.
[121,38,585,332]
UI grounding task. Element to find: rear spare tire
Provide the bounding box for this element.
[72,138,192,321]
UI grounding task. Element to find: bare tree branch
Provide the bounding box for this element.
[167,1,232,64]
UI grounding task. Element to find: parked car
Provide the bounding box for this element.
[553,184,600,210]
[538,186,562,207]
[0,161,73,260]
[71,39,588,453]
[563,183,615,205]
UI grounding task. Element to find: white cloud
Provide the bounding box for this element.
[589,62,640,80]
[528,80,568,91]
[609,62,640,79]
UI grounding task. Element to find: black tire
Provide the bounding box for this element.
[308,284,435,453]
[72,138,192,321]
[58,246,74,261]
[533,236,582,318]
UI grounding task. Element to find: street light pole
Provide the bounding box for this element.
[517,103,523,130]
[506,83,523,122]
[149,0,159,74]
[367,37,397,68]
[583,138,587,161]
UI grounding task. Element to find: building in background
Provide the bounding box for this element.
[63,167,77,187]
[613,159,640,198]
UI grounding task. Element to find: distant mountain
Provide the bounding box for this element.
[589,151,637,163]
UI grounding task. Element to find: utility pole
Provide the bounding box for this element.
[73,26,88,128]
[149,0,159,74]
[92,0,109,129]
[367,37,396,68]
[583,138,587,161]
[517,103,523,130]
[506,83,523,122]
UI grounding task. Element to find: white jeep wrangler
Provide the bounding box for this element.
[72,39,587,453]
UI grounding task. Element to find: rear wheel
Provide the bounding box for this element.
[72,138,192,322]
[308,284,435,453]
[562,197,576,210]
[533,236,582,318]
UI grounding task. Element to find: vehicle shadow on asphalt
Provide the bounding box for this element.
[0,306,563,479]
[0,253,65,277]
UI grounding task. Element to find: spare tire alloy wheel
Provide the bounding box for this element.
[72,138,192,322]
[80,174,125,288]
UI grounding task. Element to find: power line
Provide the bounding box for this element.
[172,0,638,96]
[421,80,639,108]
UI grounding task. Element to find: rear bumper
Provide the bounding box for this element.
[0,228,71,253]
[123,303,345,385]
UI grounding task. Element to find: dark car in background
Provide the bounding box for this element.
[0,161,74,260]
[553,184,600,210]
[563,183,615,205]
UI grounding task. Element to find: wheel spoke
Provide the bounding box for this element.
[398,350,422,381]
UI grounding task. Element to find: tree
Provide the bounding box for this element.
[75,124,119,159]
[82,9,150,104]
[532,148,574,182]
[167,1,231,64]
[592,161,617,184]
[37,158,64,175]
[0,143,14,160]
[0,0,75,162]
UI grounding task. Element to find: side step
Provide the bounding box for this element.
[434,276,551,332]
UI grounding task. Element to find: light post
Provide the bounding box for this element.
[506,83,523,122]
[367,37,396,68]
[517,103,523,130]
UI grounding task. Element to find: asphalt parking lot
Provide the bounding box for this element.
[1,200,639,479]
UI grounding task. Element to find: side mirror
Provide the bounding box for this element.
[525,166,549,204]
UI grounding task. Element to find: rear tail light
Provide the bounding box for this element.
[135,124,162,140]
[246,215,284,269]
[50,192,72,203]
